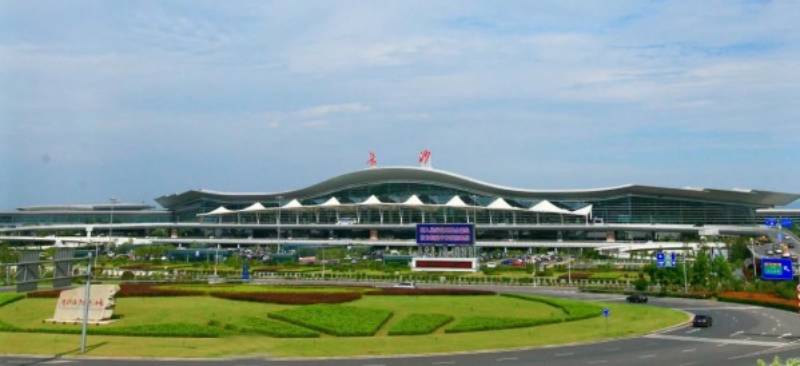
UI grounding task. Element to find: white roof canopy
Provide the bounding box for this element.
[572,204,593,217]
[360,195,384,205]
[281,199,303,209]
[240,202,268,212]
[320,197,341,207]
[402,194,425,206]
[201,206,234,216]
[487,197,515,210]
[529,200,572,215]
[445,195,468,207]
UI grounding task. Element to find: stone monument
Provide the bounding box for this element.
[47,284,120,325]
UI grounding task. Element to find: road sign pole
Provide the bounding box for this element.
[80,252,92,353]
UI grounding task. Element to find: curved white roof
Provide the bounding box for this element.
[402,195,425,206]
[240,202,268,212]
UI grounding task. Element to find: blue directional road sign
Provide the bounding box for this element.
[781,218,793,229]
[656,251,666,268]
[666,252,677,268]
[242,261,250,281]
[761,258,794,281]
[602,308,610,318]
[765,218,778,227]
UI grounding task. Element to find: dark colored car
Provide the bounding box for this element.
[626,293,648,303]
[692,315,713,327]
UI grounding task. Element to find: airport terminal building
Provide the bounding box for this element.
[1,167,798,248]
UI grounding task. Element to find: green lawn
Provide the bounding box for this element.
[269,304,392,336]
[388,313,453,335]
[0,290,688,358]
[157,283,362,293]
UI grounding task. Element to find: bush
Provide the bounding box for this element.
[558,272,590,281]
[120,271,135,281]
[387,313,453,336]
[233,317,319,338]
[210,291,361,304]
[365,288,494,296]
[269,304,392,336]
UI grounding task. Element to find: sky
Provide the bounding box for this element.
[1,1,799,210]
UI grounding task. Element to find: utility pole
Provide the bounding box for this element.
[80,252,92,353]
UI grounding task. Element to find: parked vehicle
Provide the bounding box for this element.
[392,282,416,289]
[626,293,648,304]
[692,315,713,327]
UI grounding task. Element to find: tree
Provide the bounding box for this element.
[728,237,752,264]
[691,250,711,287]
[710,255,733,290]
[0,243,17,263]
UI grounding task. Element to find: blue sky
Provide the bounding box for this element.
[1,1,799,209]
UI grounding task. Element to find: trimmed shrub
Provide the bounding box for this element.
[0,321,220,338]
[501,293,602,321]
[209,291,361,305]
[120,271,135,281]
[269,304,392,336]
[27,289,62,298]
[0,293,24,307]
[118,283,205,297]
[445,316,560,333]
[388,313,453,336]
[718,291,798,312]
[365,288,494,296]
[232,317,319,338]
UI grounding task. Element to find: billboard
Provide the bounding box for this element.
[416,224,475,245]
[761,258,794,281]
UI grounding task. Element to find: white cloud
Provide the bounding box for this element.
[297,103,370,119]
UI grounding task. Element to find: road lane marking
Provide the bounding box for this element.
[781,333,793,338]
[644,334,786,347]
[604,347,620,352]
[586,360,608,364]
[717,343,728,347]
[432,361,455,365]
[681,348,696,353]
[555,352,575,357]
[678,362,698,366]
[638,354,656,359]
[730,330,744,337]
[684,328,701,334]
[495,357,518,362]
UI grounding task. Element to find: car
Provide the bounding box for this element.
[392,282,416,289]
[626,293,648,303]
[692,314,713,327]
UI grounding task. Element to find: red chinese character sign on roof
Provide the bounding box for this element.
[367,151,377,168]
[418,149,431,168]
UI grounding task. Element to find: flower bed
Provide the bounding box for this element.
[365,288,495,296]
[718,291,798,312]
[209,291,361,304]
[224,317,320,338]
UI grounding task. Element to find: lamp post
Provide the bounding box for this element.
[80,252,92,353]
[277,196,283,254]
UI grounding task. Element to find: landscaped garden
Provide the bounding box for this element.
[0,283,688,358]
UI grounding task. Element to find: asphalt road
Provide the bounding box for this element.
[1,288,799,366]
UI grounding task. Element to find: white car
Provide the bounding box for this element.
[392,282,416,289]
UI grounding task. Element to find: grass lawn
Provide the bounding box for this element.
[0,289,688,358]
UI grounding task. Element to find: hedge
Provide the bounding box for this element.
[501,293,602,321]
[269,304,393,336]
[387,313,453,336]
[209,291,361,305]
[225,317,319,338]
[118,283,204,297]
[718,291,798,312]
[0,321,221,338]
[445,316,562,333]
[365,288,495,296]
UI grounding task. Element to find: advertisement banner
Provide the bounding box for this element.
[416,224,475,245]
